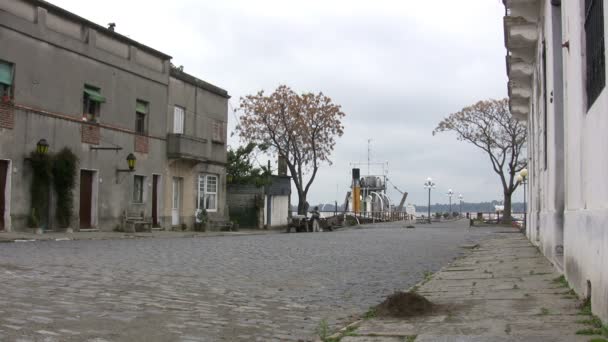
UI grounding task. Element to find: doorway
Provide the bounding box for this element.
[152,174,160,227]
[171,177,182,226]
[0,160,9,231]
[79,170,95,228]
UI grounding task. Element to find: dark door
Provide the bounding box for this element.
[0,160,7,231]
[79,170,93,228]
[152,175,159,227]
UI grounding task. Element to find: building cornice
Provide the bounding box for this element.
[503,0,540,121]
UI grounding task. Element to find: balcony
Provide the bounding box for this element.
[167,133,209,161]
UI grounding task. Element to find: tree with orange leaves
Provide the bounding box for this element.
[238,85,345,215]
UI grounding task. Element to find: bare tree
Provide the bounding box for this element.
[238,85,345,214]
[433,98,526,224]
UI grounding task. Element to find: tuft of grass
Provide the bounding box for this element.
[577,316,603,328]
[579,298,593,316]
[403,335,417,342]
[588,338,608,342]
[539,307,550,316]
[576,328,602,335]
[316,319,330,340]
[363,307,377,319]
[552,275,569,288]
[343,325,358,337]
[513,284,519,290]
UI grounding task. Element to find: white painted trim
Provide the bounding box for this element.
[1,159,12,232]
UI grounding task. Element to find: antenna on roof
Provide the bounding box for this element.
[108,23,116,31]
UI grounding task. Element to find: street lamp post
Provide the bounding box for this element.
[517,168,528,230]
[447,189,454,214]
[458,194,463,217]
[424,177,436,224]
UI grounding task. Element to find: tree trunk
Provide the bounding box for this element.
[502,191,512,225]
[297,192,308,215]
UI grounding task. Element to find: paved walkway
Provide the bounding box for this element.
[0,228,280,243]
[330,230,605,342]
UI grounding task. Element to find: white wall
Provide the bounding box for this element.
[522,0,608,322]
[270,195,289,227]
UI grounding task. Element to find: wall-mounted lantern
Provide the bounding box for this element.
[36,139,49,155]
[126,153,136,171]
[116,153,137,183]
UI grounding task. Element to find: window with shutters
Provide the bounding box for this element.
[83,85,105,122]
[585,0,605,109]
[0,60,14,98]
[173,106,185,134]
[135,100,148,134]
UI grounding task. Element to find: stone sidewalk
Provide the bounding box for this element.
[0,228,281,243]
[329,230,606,342]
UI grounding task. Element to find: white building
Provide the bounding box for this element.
[504,0,608,321]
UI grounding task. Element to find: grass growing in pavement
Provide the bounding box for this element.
[579,298,593,316]
[363,307,377,319]
[552,275,569,288]
[343,325,358,337]
[539,307,550,316]
[575,300,608,339]
[588,339,608,342]
[316,319,331,341]
[576,328,603,335]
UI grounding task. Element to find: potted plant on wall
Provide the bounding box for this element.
[27,208,43,235]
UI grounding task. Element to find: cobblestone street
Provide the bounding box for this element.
[0,221,500,341]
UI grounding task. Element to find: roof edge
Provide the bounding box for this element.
[30,0,172,60]
[170,68,231,99]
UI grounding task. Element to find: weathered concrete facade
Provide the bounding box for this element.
[165,69,229,228]
[504,0,608,321]
[0,0,229,232]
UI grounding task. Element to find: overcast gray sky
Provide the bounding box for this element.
[52,0,516,207]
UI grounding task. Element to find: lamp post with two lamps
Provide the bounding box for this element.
[424,177,435,223]
[516,168,529,229]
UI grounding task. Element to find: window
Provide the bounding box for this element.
[0,60,14,98]
[133,175,145,203]
[135,100,148,134]
[198,174,218,212]
[212,120,224,143]
[83,85,105,122]
[173,106,185,134]
[585,0,605,108]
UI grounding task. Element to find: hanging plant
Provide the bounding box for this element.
[28,151,52,227]
[52,148,78,228]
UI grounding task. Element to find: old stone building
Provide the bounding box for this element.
[0,0,229,232]
[504,0,608,321]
